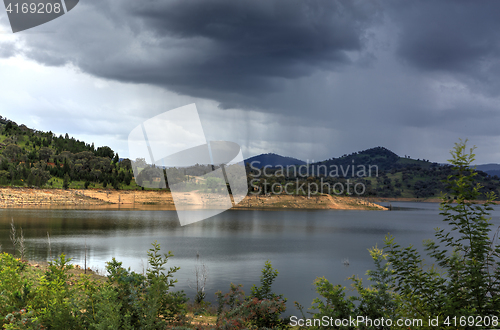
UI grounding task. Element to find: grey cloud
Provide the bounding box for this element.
[4,0,500,164]
[0,41,16,58]
[389,105,500,135]
[7,1,500,110]
[128,0,371,71]
[391,1,500,94]
[15,0,382,107]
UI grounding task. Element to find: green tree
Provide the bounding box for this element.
[96,146,114,159]
[250,260,281,300]
[62,173,70,189]
[124,172,132,186]
[27,172,34,186]
[39,147,53,162]
[4,144,21,162]
[386,139,500,324]
[120,158,132,171]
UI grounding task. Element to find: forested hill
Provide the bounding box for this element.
[0,117,134,189]
[311,146,437,175]
[246,147,437,174]
[246,146,500,199]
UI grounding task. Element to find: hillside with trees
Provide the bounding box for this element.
[247,146,500,200]
[0,117,134,189]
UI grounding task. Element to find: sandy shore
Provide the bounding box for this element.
[232,194,386,210]
[0,187,386,210]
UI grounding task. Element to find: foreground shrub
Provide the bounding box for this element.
[29,254,81,329]
[216,261,289,330]
[99,240,188,329]
[386,140,500,325]
[307,246,397,330]
[0,253,37,329]
[1,241,187,330]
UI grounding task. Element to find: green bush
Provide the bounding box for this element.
[0,242,188,330]
[76,275,123,330]
[216,261,289,330]
[30,254,81,329]
[307,246,397,330]
[386,139,500,325]
[0,254,34,329]
[103,241,188,329]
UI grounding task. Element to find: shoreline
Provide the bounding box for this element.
[0,187,386,211]
[364,196,500,204]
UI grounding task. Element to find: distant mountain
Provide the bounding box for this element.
[475,164,500,178]
[310,146,437,176]
[246,147,500,199]
[245,147,437,175]
[245,148,500,181]
[245,153,306,168]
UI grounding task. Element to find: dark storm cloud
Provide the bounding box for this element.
[12,0,382,107]
[391,1,500,93]
[128,0,370,78]
[4,0,500,108]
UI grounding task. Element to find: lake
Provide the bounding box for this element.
[1,202,500,315]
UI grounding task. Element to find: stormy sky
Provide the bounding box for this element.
[1,0,500,164]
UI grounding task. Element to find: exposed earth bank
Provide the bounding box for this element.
[0,187,386,210]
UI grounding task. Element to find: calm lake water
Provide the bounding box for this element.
[1,202,500,315]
